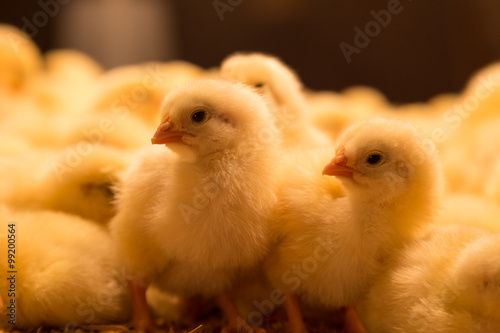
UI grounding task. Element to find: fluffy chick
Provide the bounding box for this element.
[38,145,131,223]
[110,78,280,332]
[360,225,500,333]
[440,116,500,194]
[0,145,130,224]
[0,24,42,92]
[220,52,331,148]
[266,118,443,332]
[63,112,153,150]
[1,109,152,151]
[86,61,205,126]
[0,207,131,328]
[25,48,102,115]
[459,62,500,127]
[438,194,500,233]
[305,89,383,140]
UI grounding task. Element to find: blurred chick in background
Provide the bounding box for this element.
[87,61,205,127]
[110,78,280,332]
[438,63,500,194]
[360,225,500,333]
[265,118,443,333]
[438,194,500,233]
[459,63,500,128]
[0,206,131,328]
[220,52,331,148]
[0,110,149,151]
[306,86,389,140]
[0,25,42,93]
[25,49,102,115]
[0,145,130,224]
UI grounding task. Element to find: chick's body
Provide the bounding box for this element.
[113,146,275,296]
[110,79,280,330]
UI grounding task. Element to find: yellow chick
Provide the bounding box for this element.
[360,225,500,333]
[438,194,500,233]
[63,112,153,150]
[440,117,500,194]
[1,108,152,151]
[87,61,205,126]
[459,62,500,128]
[110,78,280,332]
[306,89,383,140]
[38,144,131,223]
[0,24,42,92]
[0,109,69,150]
[0,206,131,329]
[439,63,500,193]
[0,145,130,224]
[265,118,443,333]
[220,52,332,148]
[25,48,102,115]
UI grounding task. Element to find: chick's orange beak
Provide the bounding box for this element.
[322,149,355,178]
[151,116,185,145]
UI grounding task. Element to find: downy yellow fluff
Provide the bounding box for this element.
[0,25,42,92]
[360,225,500,333]
[110,78,281,332]
[0,145,130,224]
[87,61,205,126]
[265,118,443,332]
[0,207,131,328]
[24,49,102,115]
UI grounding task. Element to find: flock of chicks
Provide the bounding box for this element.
[1,24,500,333]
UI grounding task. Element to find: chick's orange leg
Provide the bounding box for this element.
[284,293,308,333]
[215,293,265,333]
[128,280,155,333]
[340,305,368,333]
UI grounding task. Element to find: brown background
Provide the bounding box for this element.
[2,0,500,103]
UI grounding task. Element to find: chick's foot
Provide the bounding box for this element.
[128,280,156,333]
[284,293,309,333]
[340,306,367,333]
[216,293,266,333]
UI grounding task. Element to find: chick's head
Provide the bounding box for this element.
[323,118,443,223]
[152,78,277,161]
[220,53,304,110]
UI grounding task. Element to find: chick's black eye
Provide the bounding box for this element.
[254,83,264,88]
[191,110,207,123]
[366,154,382,165]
